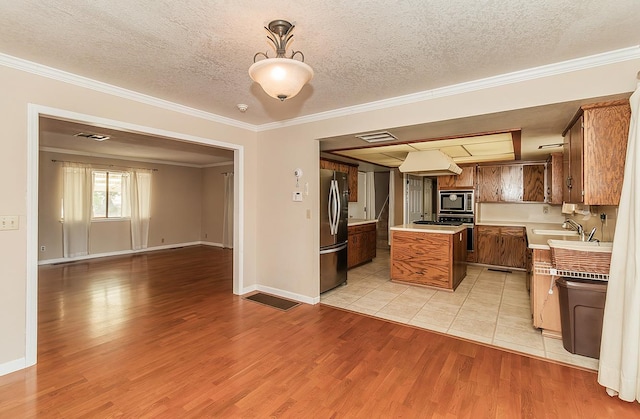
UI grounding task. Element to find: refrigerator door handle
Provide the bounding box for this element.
[327,184,335,235]
[329,179,339,236]
[333,179,341,235]
[319,242,348,254]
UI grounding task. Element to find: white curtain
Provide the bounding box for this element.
[366,171,376,220]
[130,169,152,250]
[62,163,92,258]
[598,82,640,402]
[222,172,234,248]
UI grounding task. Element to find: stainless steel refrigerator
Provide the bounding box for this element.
[319,169,348,293]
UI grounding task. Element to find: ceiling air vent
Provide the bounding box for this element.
[355,131,398,143]
[74,132,110,141]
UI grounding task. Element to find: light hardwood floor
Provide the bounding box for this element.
[0,246,637,417]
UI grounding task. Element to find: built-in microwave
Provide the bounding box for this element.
[439,190,474,214]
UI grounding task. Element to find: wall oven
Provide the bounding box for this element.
[438,214,475,252]
[439,190,474,215]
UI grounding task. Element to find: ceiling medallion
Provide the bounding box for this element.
[249,19,314,101]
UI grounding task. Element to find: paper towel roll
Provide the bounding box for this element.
[561,203,576,214]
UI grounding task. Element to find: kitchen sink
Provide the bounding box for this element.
[532,229,579,236]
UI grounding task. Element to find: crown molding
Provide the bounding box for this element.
[257,45,640,131]
[0,52,257,132]
[3,46,638,134]
[39,146,230,168]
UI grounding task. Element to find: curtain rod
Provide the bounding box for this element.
[51,159,158,172]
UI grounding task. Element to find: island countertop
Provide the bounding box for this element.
[390,224,467,234]
[347,218,378,226]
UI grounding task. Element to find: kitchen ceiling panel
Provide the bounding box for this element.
[439,145,471,158]
[455,153,515,163]
[464,140,514,156]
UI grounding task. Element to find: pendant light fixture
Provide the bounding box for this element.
[249,19,314,101]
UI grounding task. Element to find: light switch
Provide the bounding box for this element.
[0,216,19,231]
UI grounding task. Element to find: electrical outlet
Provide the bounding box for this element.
[0,216,19,230]
[542,205,549,214]
[40,245,46,252]
[600,213,607,226]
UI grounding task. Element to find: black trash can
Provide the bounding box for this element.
[556,277,608,359]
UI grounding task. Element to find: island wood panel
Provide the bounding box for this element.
[452,229,468,290]
[531,249,562,337]
[582,101,631,205]
[391,231,451,289]
[523,164,545,202]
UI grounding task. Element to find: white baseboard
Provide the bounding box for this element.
[250,284,320,305]
[0,357,26,377]
[37,241,225,265]
[200,241,230,248]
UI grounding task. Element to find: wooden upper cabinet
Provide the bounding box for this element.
[347,165,358,203]
[477,166,501,202]
[501,165,523,202]
[437,165,475,189]
[569,115,584,204]
[478,163,545,203]
[562,100,631,205]
[522,164,545,202]
[320,159,358,202]
[547,152,563,205]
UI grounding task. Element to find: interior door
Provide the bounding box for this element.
[349,171,367,219]
[423,178,434,221]
[405,174,423,223]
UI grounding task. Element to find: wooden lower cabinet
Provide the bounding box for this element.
[476,225,526,269]
[530,249,562,338]
[347,223,377,269]
[391,229,467,291]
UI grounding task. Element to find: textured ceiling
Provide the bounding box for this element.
[39,117,234,167]
[1,1,639,126]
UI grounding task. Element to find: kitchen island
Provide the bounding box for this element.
[390,224,467,291]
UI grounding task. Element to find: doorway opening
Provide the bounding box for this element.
[26,104,244,367]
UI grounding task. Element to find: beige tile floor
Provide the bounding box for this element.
[321,248,599,371]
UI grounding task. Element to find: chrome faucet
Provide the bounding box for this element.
[586,226,598,242]
[564,219,585,240]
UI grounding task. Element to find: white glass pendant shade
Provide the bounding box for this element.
[249,58,314,101]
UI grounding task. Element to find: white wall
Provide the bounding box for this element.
[202,164,234,244]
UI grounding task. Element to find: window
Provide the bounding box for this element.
[92,171,130,219]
